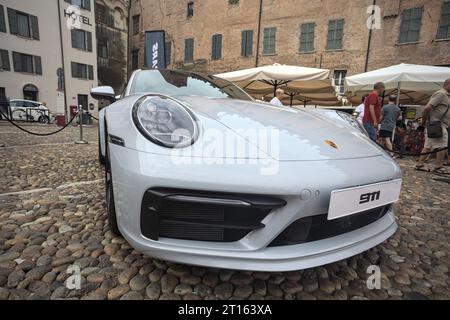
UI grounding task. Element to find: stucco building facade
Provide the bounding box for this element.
[0,0,99,120]
[129,0,450,94]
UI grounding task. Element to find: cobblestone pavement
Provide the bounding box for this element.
[0,123,449,300]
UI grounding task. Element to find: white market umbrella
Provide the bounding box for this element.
[216,63,338,106]
[345,63,450,105]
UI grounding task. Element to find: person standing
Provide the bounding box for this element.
[379,95,401,153]
[270,89,285,107]
[363,82,385,142]
[355,94,368,126]
[416,78,450,173]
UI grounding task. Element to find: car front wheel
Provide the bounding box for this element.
[105,133,121,235]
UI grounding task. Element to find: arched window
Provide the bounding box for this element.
[23,84,39,101]
[114,7,125,30]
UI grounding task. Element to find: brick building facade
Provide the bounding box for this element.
[129,0,450,89]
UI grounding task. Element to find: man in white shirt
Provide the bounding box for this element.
[355,94,368,126]
[270,89,285,107]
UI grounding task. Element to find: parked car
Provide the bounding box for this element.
[9,99,53,123]
[90,69,402,272]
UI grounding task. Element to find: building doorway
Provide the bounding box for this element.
[77,94,90,124]
[23,84,39,101]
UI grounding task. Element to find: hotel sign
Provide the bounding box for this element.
[64,6,92,29]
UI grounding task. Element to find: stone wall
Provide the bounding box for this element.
[129,0,450,76]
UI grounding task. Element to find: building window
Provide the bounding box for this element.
[241,30,253,57]
[187,2,194,17]
[7,9,39,40]
[23,84,38,102]
[399,7,423,43]
[437,2,450,40]
[0,5,6,33]
[212,34,222,60]
[95,3,107,25]
[132,15,140,35]
[185,38,194,63]
[71,29,92,52]
[165,42,171,66]
[71,62,94,80]
[98,43,108,59]
[327,19,344,50]
[229,0,239,5]
[0,49,10,71]
[333,70,347,95]
[131,50,139,70]
[300,23,315,53]
[12,52,42,75]
[263,27,276,55]
[64,0,91,11]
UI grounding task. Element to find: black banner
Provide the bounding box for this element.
[144,30,166,69]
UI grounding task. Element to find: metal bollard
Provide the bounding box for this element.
[75,104,88,144]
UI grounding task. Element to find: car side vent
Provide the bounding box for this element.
[140,188,286,242]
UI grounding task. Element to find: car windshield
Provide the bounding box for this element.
[129,70,253,101]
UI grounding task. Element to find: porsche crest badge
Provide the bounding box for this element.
[325,140,338,149]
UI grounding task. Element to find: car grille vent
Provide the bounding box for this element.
[140,188,286,242]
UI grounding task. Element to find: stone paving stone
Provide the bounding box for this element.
[0,124,449,300]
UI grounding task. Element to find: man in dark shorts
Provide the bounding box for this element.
[379,95,401,154]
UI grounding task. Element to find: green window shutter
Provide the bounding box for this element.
[33,56,42,75]
[7,8,17,35]
[241,30,253,57]
[241,31,247,56]
[30,15,39,40]
[1,50,10,70]
[436,1,450,39]
[212,34,222,60]
[12,52,21,72]
[71,29,77,48]
[0,5,6,33]
[165,42,171,66]
[88,65,94,80]
[185,38,194,63]
[263,28,276,54]
[71,62,77,78]
[399,7,422,43]
[83,0,91,11]
[247,30,253,56]
[87,31,92,52]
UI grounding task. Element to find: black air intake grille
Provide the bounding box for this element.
[140,188,286,242]
[269,205,392,247]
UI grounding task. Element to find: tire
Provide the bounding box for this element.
[106,176,121,236]
[105,125,121,236]
[38,116,50,124]
[12,109,27,121]
[98,126,106,166]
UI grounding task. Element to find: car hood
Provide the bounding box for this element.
[177,96,384,161]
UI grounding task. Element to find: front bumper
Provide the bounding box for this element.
[109,145,401,271]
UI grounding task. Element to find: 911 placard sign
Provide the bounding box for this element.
[144,30,166,69]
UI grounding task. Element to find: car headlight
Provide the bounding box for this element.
[337,111,368,136]
[132,95,198,148]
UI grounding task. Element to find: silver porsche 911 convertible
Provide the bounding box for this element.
[90,69,402,272]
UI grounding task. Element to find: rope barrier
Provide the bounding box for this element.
[0,109,78,136]
[88,113,98,121]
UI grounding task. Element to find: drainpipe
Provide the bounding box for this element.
[364,0,377,72]
[57,0,68,123]
[255,0,263,67]
[126,0,131,80]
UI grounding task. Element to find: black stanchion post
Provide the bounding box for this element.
[75,104,88,144]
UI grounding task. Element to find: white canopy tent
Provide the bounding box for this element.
[215,64,339,106]
[345,63,450,105]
